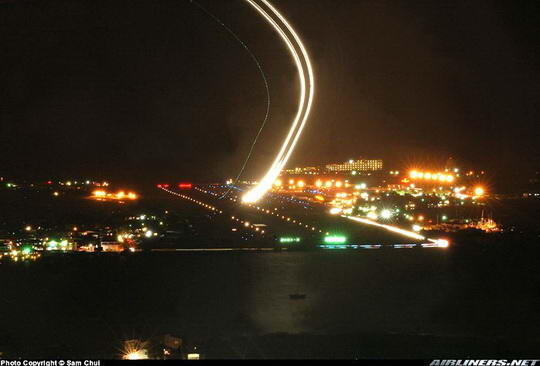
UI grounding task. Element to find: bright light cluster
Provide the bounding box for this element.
[92,190,138,201]
[409,170,455,183]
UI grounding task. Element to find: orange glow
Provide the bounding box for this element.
[474,186,485,196]
[409,170,455,184]
[91,189,138,201]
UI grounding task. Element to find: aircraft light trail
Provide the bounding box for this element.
[241,0,315,204]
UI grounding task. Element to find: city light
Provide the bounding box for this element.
[474,186,485,197]
[91,189,138,201]
[409,170,455,183]
[380,209,392,220]
[122,341,149,360]
[329,207,342,215]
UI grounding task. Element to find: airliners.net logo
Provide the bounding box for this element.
[430,360,539,366]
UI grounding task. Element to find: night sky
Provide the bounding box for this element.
[1,0,538,187]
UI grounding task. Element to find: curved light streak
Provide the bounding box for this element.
[188,0,272,200]
[242,0,315,203]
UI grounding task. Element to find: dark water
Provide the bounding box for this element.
[1,247,539,358]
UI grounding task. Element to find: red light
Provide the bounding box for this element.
[157,184,162,188]
[164,184,170,188]
[178,183,192,189]
[47,181,53,185]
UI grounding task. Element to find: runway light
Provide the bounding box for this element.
[324,235,347,244]
[279,237,301,243]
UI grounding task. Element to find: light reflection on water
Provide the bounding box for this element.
[244,251,452,336]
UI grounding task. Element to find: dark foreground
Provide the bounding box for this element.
[1,244,539,359]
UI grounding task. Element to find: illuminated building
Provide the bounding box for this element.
[326,159,383,172]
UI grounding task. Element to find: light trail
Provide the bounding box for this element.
[343,215,450,247]
[343,215,427,241]
[242,0,315,203]
[188,0,272,200]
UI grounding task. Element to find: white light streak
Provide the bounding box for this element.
[343,215,426,241]
[242,0,315,203]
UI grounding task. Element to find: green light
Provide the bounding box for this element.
[22,247,32,255]
[60,240,68,247]
[324,235,347,244]
[279,237,301,243]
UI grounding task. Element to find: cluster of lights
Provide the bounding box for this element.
[279,237,301,243]
[314,179,347,189]
[197,187,327,234]
[409,170,455,183]
[318,242,448,250]
[92,190,138,201]
[159,187,269,237]
[230,216,267,235]
[273,179,306,188]
[243,201,325,234]
[46,239,73,251]
[1,247,41,262]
